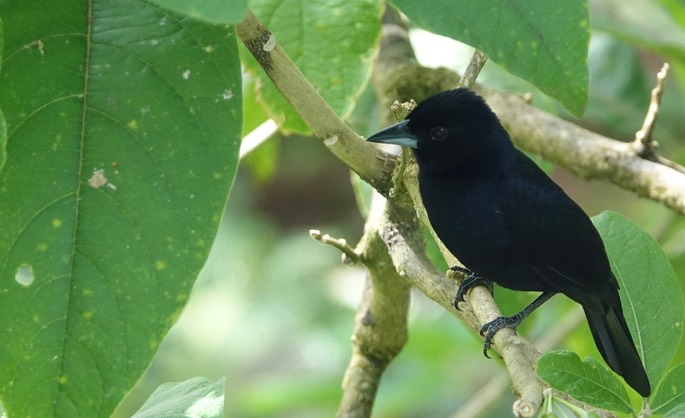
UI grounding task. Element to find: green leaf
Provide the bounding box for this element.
[389,0,590,115]
[539,392,603,418]
[244,0,382,134]
[593,211,685,386]
[537,351,633,413]
[150,0,248,24]
[652,363,685,415]
[132,377,224,418]
[0,17,5,174]
[0,106,6,174]
[0,15,3,73]
[0,2,241,417]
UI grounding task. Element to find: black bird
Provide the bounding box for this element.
[367,88,651,397]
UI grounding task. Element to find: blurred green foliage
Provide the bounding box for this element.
[116,1,685,417]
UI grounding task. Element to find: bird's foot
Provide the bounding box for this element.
[450,267,492,311]
[479,314,523,358]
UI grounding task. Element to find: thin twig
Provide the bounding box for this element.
[633,63,669,156]
[457,50,488,89]
[309,229,360,264]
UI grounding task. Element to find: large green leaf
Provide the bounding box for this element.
[0,1,241,417]
[0,17,4,174]
[150,0,248,24]
[0,106,6,174]
[244,0,382,134]
[592,211,684,387]
[537,351,633,413]
[389,0,590,115]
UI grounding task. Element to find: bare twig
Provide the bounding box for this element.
[457,50,488,89]
[309,229,360,264]
[633,63,669,156]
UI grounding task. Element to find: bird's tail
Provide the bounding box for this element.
[583,306,651,397]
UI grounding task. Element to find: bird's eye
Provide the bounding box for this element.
[430,126,448,141]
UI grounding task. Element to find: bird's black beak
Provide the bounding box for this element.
[366,120,418,149]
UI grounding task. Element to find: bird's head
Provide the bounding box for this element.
[367,88,512,175]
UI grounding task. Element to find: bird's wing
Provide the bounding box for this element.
[496,151,619,311]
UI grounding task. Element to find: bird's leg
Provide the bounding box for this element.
[450,266,493,311]
[479,291,556,357]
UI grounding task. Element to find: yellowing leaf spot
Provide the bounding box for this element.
[52,219,63,228]
[155,260,167,271]
[36,243,48,252]
[127,120,139,130]
[83,311,94,320]
[58,375,68,385]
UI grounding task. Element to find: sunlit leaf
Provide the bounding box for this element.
[389,0,590,115]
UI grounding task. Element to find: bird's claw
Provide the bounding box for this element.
[450,268,491,311]
[479,315,522,358]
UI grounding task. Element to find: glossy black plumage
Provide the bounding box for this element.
[367,88,651,397]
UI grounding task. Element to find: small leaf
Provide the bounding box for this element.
[537,351,633,413]
[592,211,685,386]
[652,364,685,415]
[150,0,248,24]
[389,0,590,115]
[132,377,225,418]
[245,0,382,134]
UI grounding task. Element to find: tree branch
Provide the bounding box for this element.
[236,11,398,196]
[333,193,411,418]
